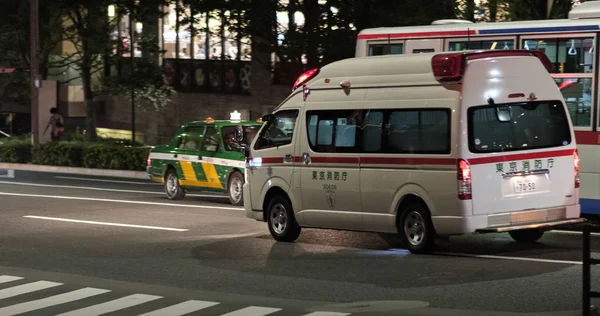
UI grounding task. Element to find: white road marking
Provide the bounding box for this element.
[0,192,244,211]
[435,251,582,265]
[0,287,111,315]
[0,281,62,299]
[303,312,351,316]
[0,180,228,199]
[0,170,15,178]
[220,306,282,316]
[24,215,190,232]
[138,300,220,316]
[55,293,162,316]
[55,176,157,185]
[0,275,23,284]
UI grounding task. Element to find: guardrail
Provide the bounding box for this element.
[583,222,600,316]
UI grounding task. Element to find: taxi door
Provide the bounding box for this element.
[196,125,225,190]
[173,125,207,187]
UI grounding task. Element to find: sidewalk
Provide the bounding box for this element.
[0,162,148,180]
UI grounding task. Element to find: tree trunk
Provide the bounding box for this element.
[466,0,475,22]
[303,0,320,68]
[81,56,97,141]
[489,0,498,22]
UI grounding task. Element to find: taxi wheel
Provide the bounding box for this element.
[267,195,301,242]
[227,171,244,206]
[508,229,544,243]
[164,168,185,200]
[399,203,435,254]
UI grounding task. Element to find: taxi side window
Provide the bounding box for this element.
[202,126,219,152]
[177,126,205,150]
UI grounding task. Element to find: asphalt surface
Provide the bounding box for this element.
[0,169,598,315]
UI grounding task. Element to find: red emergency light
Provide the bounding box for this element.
[293,68,320,91]
[431,50,553,82]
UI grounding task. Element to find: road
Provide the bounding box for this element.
[0,169,597,315]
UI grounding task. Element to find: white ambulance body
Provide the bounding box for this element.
[242,50,583,253]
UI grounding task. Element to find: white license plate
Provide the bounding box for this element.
[514,180,536,193]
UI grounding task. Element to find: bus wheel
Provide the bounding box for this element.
[399,203,435,254]
[228,171,244,206]
[164,168,185,200]
[267,195,301,242]
[508,229,544,243]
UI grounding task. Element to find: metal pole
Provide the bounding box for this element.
[30,0,39,145]
[584,224,591,316]
[129,6,135,145]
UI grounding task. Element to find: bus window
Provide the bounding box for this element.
[449,40,514,51]
[522,37,594,73]
[555,77,592,127]
[369,43,403,56]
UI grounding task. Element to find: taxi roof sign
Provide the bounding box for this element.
[205,117,215,123]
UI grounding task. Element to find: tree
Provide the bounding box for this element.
[56,0,172,141]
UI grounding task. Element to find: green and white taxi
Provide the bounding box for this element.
[146,117,263,205]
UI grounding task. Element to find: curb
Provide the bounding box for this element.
[0,163,149,180]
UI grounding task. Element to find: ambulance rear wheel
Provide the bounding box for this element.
[267,195,301,242]
[399,203,435,254]
[165,168,185,200]
[228,171,244,206]
[508,229,544,243]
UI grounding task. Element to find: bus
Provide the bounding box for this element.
[355,1,600,216]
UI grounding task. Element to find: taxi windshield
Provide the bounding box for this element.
[467,100,572,153]
[221,125,260,151]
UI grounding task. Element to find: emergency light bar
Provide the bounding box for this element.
[431,50,553,82]
[293,68,320,91]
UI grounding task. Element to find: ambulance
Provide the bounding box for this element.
[241,50,584,253]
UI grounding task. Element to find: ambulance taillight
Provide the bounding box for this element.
[457,159,472,200]
[575,149,581,189]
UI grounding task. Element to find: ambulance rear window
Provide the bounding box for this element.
[468,101,572,153]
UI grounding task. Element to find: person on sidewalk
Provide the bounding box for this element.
[43,107,65,142]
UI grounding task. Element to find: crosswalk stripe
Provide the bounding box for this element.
[302,312,351,316]
[138,300,220,316]
[0,275,23,284]
[220,306,282,316]
[55,293,162,316]
[0,287,111,315]
[0,281,62,299]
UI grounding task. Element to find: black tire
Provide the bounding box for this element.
[164,168,186,200]
[266,195,301,242]
[399,203,436,254]
[227,171,244,206]
[509,229,544,243]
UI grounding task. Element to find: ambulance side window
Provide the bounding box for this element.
[362,110,383,152]
[306,110,360,153]
[255,110,299,150]
[386,109,450,154]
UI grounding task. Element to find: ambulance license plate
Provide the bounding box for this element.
[514,180,536,193]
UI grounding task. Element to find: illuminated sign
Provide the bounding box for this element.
[230,110,241,121]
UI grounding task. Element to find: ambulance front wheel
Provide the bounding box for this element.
[267,195,301,242]
[399,203,435,254]
[165,168,186,200]
[508,228,544,243]
[228,171,244,206]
